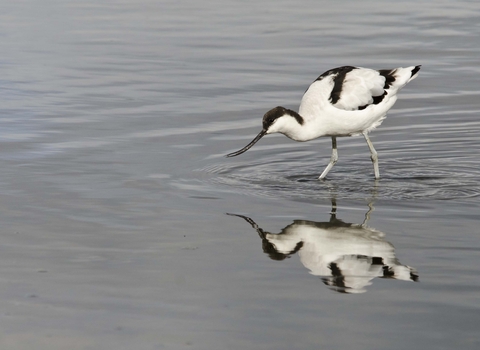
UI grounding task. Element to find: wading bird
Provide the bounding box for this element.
[226,65,421,179]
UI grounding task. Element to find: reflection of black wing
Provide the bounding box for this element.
[382,264,419,282]
[227,208,418,294]
[322,255,418,294]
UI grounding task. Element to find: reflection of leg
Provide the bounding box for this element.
[362,201,375,227]
[319,137,338,179]
[363,132,379,179]
[330,197,337,220]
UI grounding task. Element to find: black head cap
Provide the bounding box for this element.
[262,106,287,130]
[262,106,303,130]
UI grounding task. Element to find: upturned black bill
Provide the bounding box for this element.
[226,129,267,157]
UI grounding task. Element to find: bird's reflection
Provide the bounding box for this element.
[228,200,418,294]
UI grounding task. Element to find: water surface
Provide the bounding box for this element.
[1,0,480,349]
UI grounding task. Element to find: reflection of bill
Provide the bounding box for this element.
[228,204,418,294]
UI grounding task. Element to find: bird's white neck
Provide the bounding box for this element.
[267,111,322,142]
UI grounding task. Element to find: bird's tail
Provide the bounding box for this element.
[389,65,421,92]
[407,65,421,82]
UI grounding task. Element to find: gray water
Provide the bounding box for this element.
[1,0,480,349]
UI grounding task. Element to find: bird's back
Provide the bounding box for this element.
[297,65,420,137]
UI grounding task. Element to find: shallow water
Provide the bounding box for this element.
[1,0,480,349]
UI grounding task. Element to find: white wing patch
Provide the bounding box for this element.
[333,68,387,111]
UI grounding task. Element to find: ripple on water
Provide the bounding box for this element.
[171,93,480,202]
[195,155,480,202]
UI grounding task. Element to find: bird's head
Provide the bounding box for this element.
[226,106,303,157]
[262,106,294,134]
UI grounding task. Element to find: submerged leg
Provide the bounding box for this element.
[363,133,380,179]
[319,137,338,180]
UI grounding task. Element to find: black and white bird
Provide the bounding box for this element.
[226,65,421,179]
[227,203,418,294]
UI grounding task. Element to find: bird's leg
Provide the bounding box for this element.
[363,133,380,179]
[319,137,338,180]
